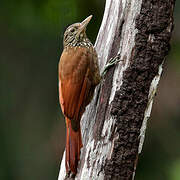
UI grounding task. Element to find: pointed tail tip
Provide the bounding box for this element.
[65,117,82,175]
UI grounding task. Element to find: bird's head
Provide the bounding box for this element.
[63,15,92,48]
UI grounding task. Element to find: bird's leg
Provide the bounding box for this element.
[101,54,122,77]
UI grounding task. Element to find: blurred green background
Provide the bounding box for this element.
[0,0,179,180]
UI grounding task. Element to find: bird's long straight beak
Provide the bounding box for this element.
[78,15,93,34]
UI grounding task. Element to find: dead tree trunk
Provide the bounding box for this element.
[58,0,175,179]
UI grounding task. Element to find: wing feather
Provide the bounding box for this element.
[59,47,93,131]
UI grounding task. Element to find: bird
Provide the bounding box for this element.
[58,15,101,176]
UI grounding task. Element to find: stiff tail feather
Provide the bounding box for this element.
[65,117,82,175]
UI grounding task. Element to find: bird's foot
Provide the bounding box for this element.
[65,171,76,179]
[101,55,122,77]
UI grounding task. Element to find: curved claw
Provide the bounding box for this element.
[101,56,122,77]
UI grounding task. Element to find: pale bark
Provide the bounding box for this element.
[58,0,175,179]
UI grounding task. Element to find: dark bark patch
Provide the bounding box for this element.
[104,0,175,179]
[93,66,114,141]
[87,148,91,169]
[93,17,125,141]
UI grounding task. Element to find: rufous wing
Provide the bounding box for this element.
[59,47,93,131]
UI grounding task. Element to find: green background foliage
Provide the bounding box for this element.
[0,0,179,179]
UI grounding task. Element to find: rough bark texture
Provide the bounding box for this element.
[58,0,175,179]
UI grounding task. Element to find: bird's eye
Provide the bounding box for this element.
[70,28,75,33]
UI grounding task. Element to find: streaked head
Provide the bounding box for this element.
[63,15,92,47]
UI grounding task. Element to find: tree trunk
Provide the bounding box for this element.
[58,0,175,179]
